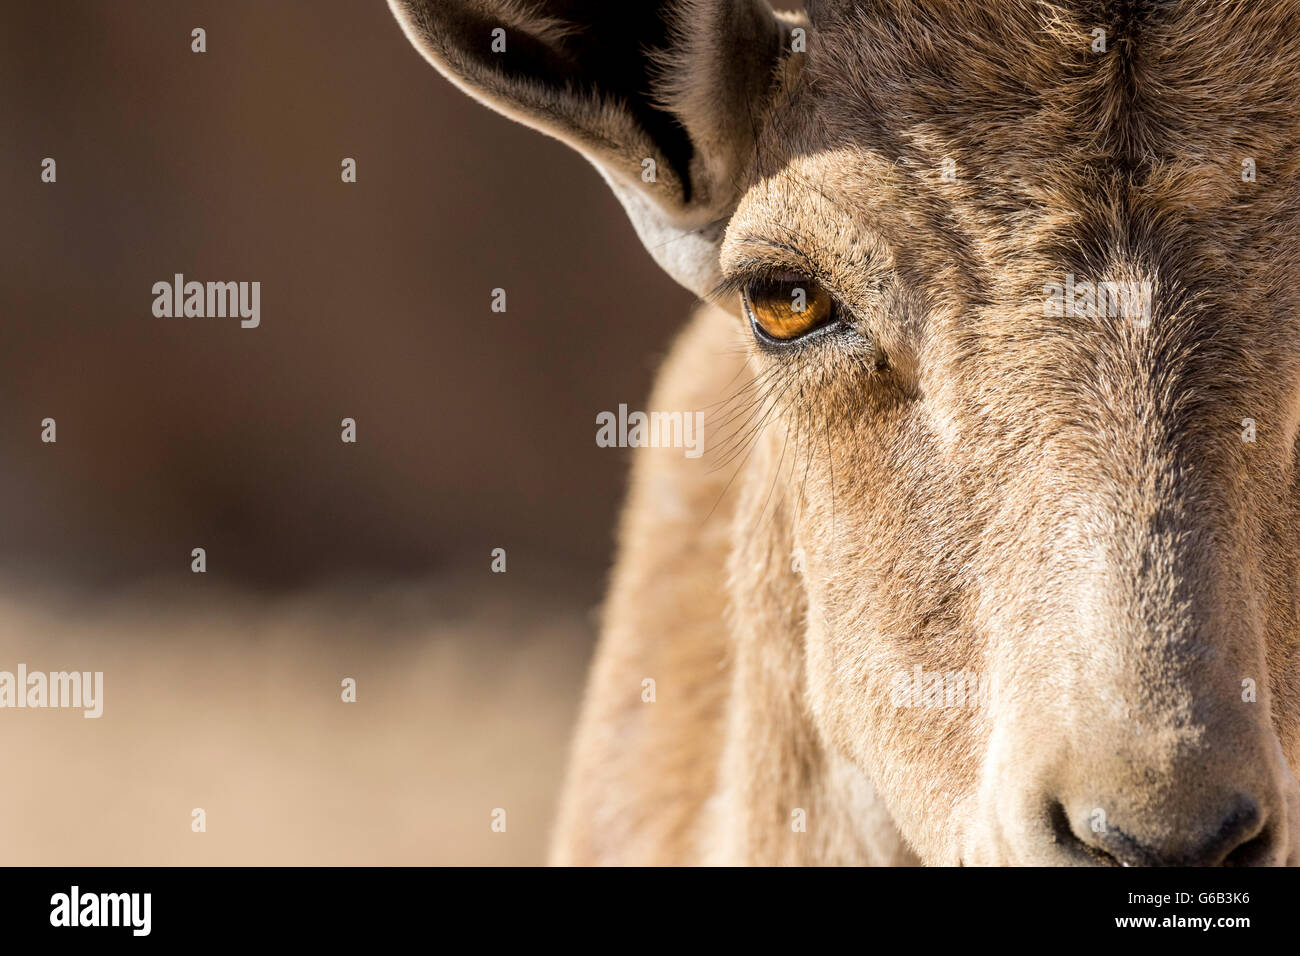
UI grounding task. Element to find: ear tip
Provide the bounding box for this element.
[386,0,438,55]
[387,0,465,60]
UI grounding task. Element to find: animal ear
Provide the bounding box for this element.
[388,0,795,297]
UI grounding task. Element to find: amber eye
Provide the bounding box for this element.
[742,274,838,342]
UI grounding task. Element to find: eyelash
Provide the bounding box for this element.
[711,265,818,303]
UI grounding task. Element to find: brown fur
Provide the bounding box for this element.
[392,0,1300,864]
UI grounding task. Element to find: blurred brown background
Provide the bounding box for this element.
[0,0,796,864]
[0,0,700,595]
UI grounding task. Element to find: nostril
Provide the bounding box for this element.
[1048,800,1121,865]
[1056,795,1271,866]
[1222,826,1273,867]
[1202,801,1268,867]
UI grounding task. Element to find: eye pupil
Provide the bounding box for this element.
[744,274,836,342]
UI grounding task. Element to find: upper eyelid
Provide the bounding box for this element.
[724,234,818,273]
[711,239,841,304]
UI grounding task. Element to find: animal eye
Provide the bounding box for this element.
[742,274,838,342]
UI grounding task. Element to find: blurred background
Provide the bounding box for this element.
[0,0,795,864]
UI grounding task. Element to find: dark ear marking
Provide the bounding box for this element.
[389,0,797,297]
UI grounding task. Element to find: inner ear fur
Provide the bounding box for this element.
[389,0,796,296]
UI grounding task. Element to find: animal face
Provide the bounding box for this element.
[392,0,1300,864]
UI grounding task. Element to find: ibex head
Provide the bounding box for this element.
[391,0,1300,865]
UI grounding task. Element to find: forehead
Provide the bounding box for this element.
[798,0,1300,174]
[739,0,1300,403]
[777,0,1300,256]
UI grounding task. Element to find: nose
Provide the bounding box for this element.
[1054,793,1276,866]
